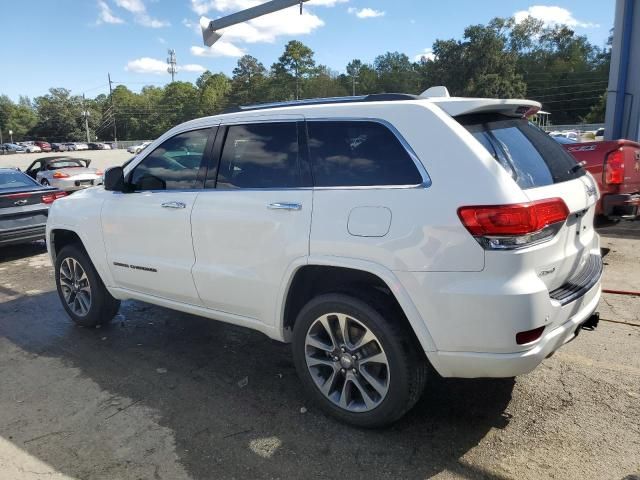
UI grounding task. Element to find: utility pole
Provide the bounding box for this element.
[167,49,177,83]
[108,73,118,148]
[82,94,91,143]
[352,74,358,96]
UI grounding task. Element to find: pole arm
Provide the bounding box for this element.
[201,0,310,46]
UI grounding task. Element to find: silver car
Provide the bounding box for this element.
[25,157,103,192]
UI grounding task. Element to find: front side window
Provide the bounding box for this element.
[129,129,209,191]
[216,122,300,189]
[307,121,423,187]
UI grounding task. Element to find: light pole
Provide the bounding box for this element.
[9,130,13,144]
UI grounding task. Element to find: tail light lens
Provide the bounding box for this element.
[53,171,69,178]
[96,170,104,176]
[458,198,569,250]
[605,149,624,185]
[41,191,67,204]
[516,326,546,345]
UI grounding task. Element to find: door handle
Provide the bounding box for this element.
[161,201,186,209]
[268,202,302,211]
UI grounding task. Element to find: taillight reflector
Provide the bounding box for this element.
[41,191,67,204]
[53,171,69,178]
[605,149,624,185]
[458,198,569,237]
[516,326,545,345]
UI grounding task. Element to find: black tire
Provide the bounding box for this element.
[292,293,428,428]
[55,244,120,327]
[41,179,49,186]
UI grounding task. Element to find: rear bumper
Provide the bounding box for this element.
[49,177,103,192]
[428,279,601,378]
[602,193,640,219]
[0,224,46,246]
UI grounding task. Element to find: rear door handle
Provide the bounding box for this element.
[161,201,186,209]
[267,202,302,211]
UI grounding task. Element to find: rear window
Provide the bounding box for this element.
[0,170,38,189]
[459,114,585,189]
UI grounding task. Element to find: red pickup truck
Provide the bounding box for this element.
[562,140,640,220]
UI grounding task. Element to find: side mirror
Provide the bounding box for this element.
[104,166,125,192]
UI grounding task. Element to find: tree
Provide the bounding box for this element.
[374,52,419,94]
[32,88,84,141]
[197,71,231,116]
[305,66,348,99]
[273,40,316,99]
[229,55,267,106]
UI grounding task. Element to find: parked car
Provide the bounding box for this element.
[88,142,110,150]
[20,143,41,153]
[562,139,640,220]
[102,143,112,150]
[127,141,152,154]
[552,136,577,145]
[64,143,78,151]
[46,91,602,427]
[1,143,26,154]
[595,128,605,141]
[0,167,66,246]
[51,143,69,152]
[34,141,52,152]
[25,156,103,192]
[74,143,89,151]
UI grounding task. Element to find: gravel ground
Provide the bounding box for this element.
[0,174,638,479]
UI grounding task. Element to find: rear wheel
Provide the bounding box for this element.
[292,293,427,428]
[55,244,120,327]
[41,179,50,186]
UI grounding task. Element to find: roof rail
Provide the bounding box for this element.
[225,93,421,113]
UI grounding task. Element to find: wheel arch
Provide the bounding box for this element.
[278,257,437,354]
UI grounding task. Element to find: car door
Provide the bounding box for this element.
[101,127,215,305]
[25,160,43,179]
[191,119,313,324]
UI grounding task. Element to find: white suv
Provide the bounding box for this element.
[46,90,602,427]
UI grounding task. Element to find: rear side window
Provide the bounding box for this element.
[459,115,585,189]
[307,121,422,187]
[217,123,300,189]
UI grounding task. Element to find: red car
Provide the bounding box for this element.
[562,139,640,220]
[34,141,52,152]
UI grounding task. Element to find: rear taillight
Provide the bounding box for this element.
[96,170,104,176]
[605,149,625,185]
[41,191,67,204]
[53,171,69,178]
[458,198,569,250]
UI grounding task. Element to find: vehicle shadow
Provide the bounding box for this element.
[596,220,640,239]
[0,290,515,480]
[0,241,47,263]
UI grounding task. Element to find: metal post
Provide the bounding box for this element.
[82,94,91,144]
[167,49,177,82]
[108,73,118,147]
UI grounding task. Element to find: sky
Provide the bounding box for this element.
[0,0,615,101]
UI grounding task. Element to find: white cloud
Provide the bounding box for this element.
[157,36,167,44]
[514,5,599,28]
[413,48,435,62]
[125,57,207,74]
[110,0,169,27]
[348,7,385,19]
[191,41,246,58]
[181,64,207,73]
[96,0,125,24]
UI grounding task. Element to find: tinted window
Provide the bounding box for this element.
[216,123,300,189]
[130,129,209,191]
[460,115,585,189]
[307,121,422,187]
[0,170,38,189]
[48,160,84,169]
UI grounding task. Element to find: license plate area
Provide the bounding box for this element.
[75,180,94,187]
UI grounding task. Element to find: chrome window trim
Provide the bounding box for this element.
[304,117,432,189]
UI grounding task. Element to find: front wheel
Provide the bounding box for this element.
[292,293,428,428]
[55,244,120,327]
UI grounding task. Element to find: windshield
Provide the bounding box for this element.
[458,114,585,189]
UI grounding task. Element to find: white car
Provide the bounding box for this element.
[46,89,602,427]
[19,143,42,153]
[74,143,89,151]
[127,141,152,154]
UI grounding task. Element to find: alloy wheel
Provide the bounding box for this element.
[304,313,390,412]
[59,257,92,317]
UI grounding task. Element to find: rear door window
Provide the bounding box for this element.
[307,121,422,187]
[216,122,301,189]
[459,115,585,189]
